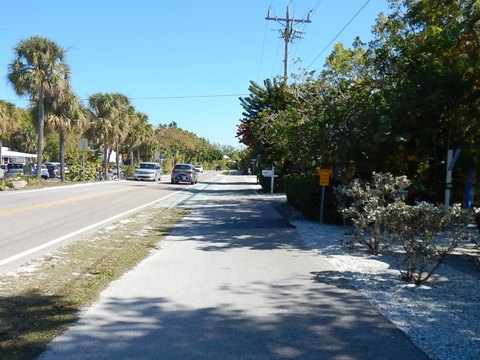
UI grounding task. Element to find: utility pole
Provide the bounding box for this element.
[266,6,312,79]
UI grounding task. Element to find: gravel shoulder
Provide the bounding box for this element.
[271,193,480,360]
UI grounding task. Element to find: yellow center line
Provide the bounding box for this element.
[0,187,133,216]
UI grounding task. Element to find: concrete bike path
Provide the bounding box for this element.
[39,174,428,360]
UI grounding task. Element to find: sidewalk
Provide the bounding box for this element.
[39,174,428,360]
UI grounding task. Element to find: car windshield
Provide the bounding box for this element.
[139,163,158,169]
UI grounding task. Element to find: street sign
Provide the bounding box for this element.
[318,169,332,186]
[262,169,273,177]
[317,168,333,224]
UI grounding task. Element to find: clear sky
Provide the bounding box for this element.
[0,0,391,148]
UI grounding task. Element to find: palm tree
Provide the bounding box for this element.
[11,122,37,153]
[0,100,19,164]
[123,111,152,165]
[46,90,88,181]
[109,93,132,178]
[87,93,116,178]
[8,36,70,179]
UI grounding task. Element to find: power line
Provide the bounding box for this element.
[306,0,370,70]
[2,93,249,104]
[127,94,248,101]
[266,5,312,79]
[291,0,323,65]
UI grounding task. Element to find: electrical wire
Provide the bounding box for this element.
[2,93,249,104]
[306,0,371,69]
[127,94,248,101]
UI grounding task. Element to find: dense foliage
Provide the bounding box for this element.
[237,0,480,202]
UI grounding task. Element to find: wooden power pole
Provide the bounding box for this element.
[266,6,312,79]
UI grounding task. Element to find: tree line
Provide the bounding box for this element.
[1,37,227,181]
[237,0,480,203]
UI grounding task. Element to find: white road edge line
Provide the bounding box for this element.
[0,190,180,267]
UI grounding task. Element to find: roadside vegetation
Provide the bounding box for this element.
[236,1,480,279]
[335,172,477,284]
[1,40,239,184]
[0,206,187,360]
[238,0,480,202]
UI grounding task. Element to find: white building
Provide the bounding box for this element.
[1,147,37,164]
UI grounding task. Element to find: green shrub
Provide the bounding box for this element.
[122,164,135,179]
[384,202,476,284]
[335,172,411,255]
[0,178,12,190]
[283,174,320,221]
[66,163,98,181]
[336,172,477,284]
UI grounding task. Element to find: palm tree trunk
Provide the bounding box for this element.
[129,148,134,166]
[103,142,109,180]
[59,129,66,182]
[115,141,120,179]
[0,136,3,164]
[37,93,45,179]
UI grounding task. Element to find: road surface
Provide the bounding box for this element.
[0,171,217,273]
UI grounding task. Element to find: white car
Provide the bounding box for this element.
[134,162,162,181]
[194,164,204,173]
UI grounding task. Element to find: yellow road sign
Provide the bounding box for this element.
[317,169,332,186]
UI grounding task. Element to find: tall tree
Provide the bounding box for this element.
[109,93,132,177]
[87,93,114,178]
[8,36,70,179]
[123,111,152,164]
[46,91,88,181]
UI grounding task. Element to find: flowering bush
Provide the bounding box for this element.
[383,202,475,284]
[335,172,411,255]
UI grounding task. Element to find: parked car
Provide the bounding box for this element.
[31,164,49,179]
[4,162,25,178]
[134,162,162,181]
[194,164,204,173]
[171,163,198,184]
[44,162,61,178]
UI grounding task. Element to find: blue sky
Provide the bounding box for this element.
[0,0,390,148]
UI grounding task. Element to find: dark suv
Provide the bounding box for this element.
[171,163,198,184]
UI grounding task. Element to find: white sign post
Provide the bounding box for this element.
[262,166,278,194]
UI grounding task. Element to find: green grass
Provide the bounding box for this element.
[0,206,187,360]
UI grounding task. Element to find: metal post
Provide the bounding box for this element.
[445,149,453,206]
[270,165,275,194]
[320,186,325,224]
[445,149,461,206]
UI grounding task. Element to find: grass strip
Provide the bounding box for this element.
[0,206,187,360]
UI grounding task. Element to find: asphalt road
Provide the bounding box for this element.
[38,174,428,360]
[0,171,217,273]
